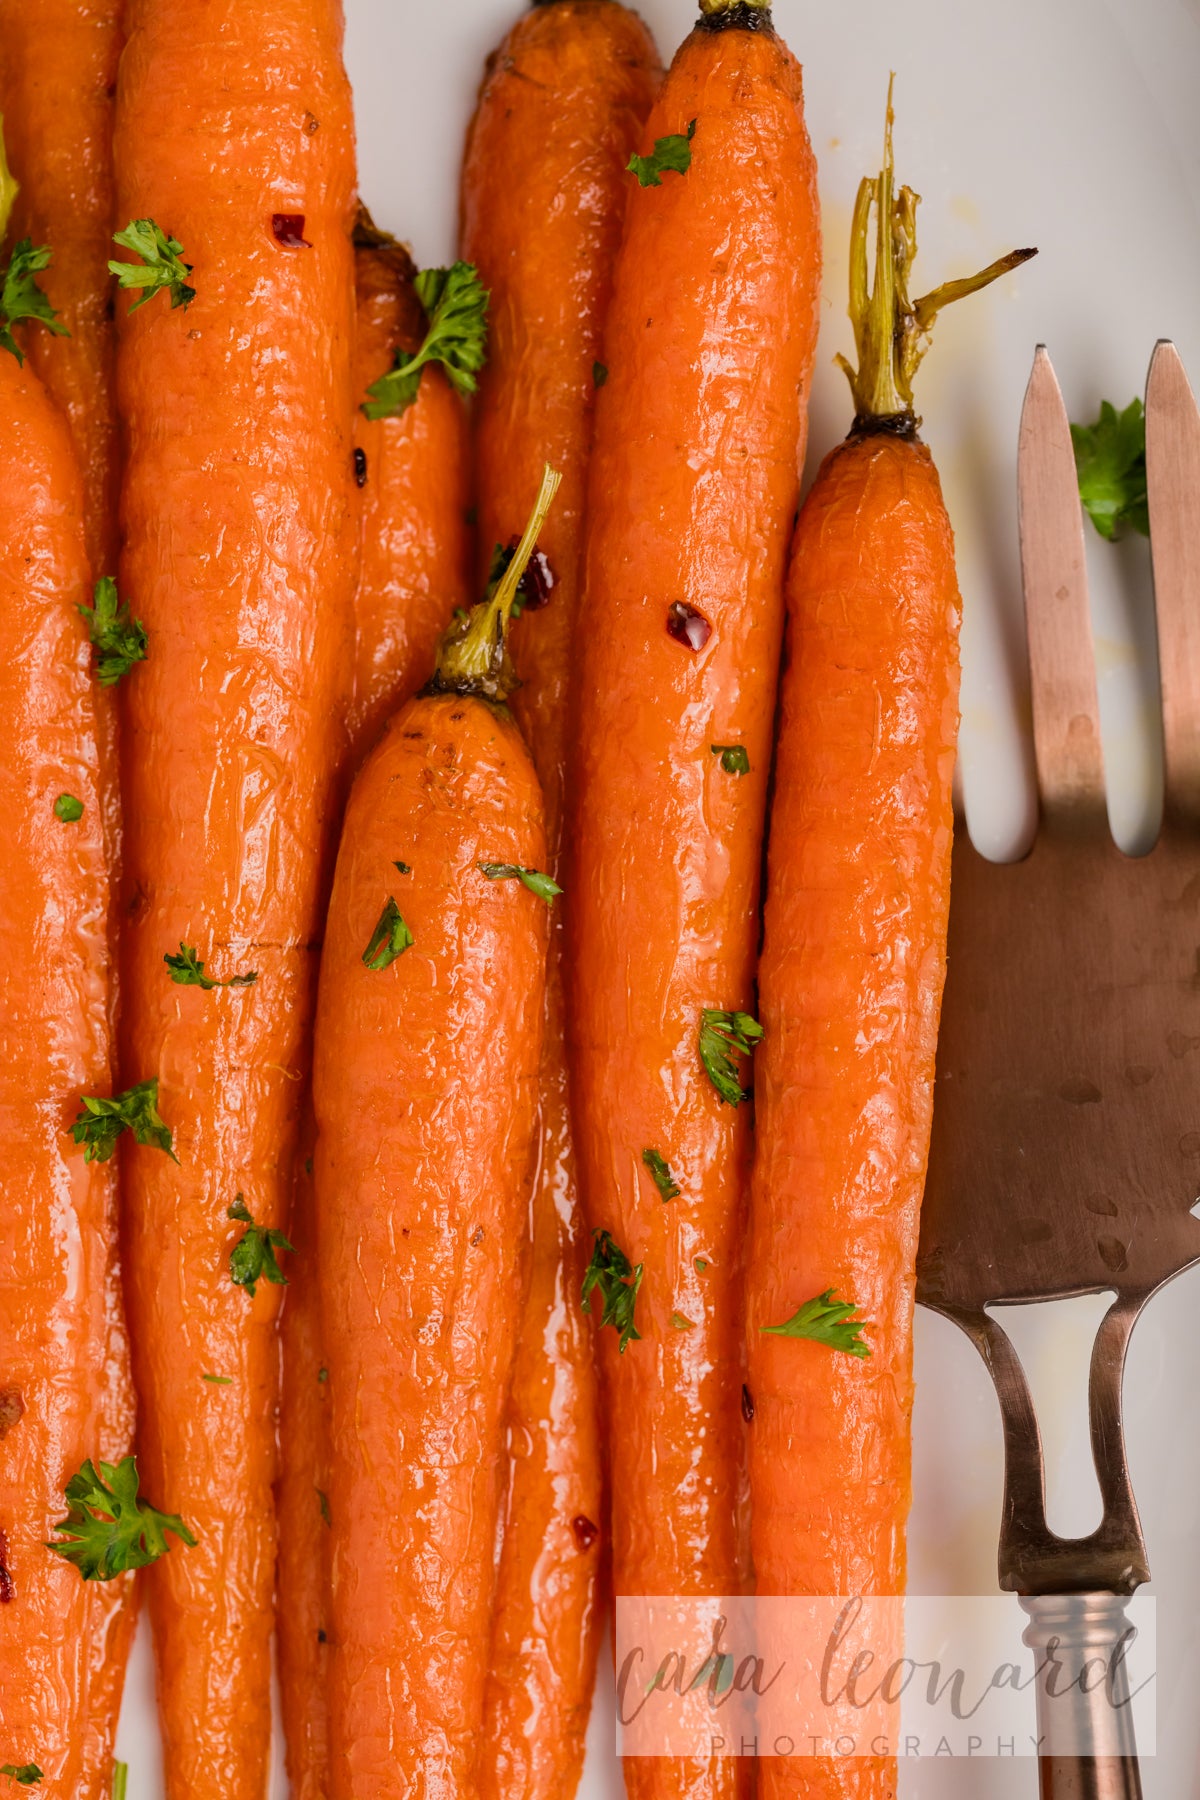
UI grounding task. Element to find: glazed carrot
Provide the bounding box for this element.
[111,1,358,1791]
[346,220,474,765]
[275,1140,330,1800]
[744,101,1033,1800]
[0,0,127,972]
[316,472,557,1800]
[275,224,479,1800]
[566,4,820,1799]
[0,226,133,1797]
[0,0,121,577]
[461,5,660,1793]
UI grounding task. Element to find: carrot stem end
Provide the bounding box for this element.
[430,463,561,703]
[838,78,1035,431]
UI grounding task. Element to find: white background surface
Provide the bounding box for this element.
[115,2,1200,1795]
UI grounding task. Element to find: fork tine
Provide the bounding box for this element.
[1145,340,1200,822]
[1018,346,1105,815]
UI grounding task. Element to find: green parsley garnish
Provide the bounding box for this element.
[698,1009,763,1106]
[112,1762,128,1800]
[670,1312,696,1331]
[1070,398,1149,542]
[593,361,608,388]
[164,943,257,990]
[46,1455,196,1579]
[362,898,414,970]
[227,1195,293,1298]
[201,1373,232,1385]
[761,1289,872,1359]
[393,860,412,875]
[54,793,83,823]
[0,1769,42,1788]
[628,119,696,188]
[0,238,68,365]
[581,1229,643,1353]
[694,1258,709,1274]
[710,743,749,776]
[641,1147,680,1202]
[71,1078,176,1165]
[109,219,194,311]
[78,577,147,686]
[478,862,562,904]
[363,261,488,420]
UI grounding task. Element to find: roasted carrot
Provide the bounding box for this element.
[275,223,480,1800]
[0,220,134,1798]
[0,0,121,577]
[111,2,358,1790]
[275,1138,330,1800]
[461,5,660,1793]
[346,219,474,766]
[744,98,1033,1800]
[315,471,557,1800]
[565,4,820,1799]
[0,2,127,978]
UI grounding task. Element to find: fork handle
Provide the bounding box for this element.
[1019,1594,1143,1800]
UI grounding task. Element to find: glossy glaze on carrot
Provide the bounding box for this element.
[0,0,128,978]
[0,347,133,1799]
[461,5,660,1792]
[0,0,122,578]
[347,230,472,768]
[744,103,1031,1800]
[316,688,548,1800]
[275,1141,330,1800]
[112,1,358,1790]
[748,435,958,1800]
[566,8,820,1800]
[276,225,475,1800]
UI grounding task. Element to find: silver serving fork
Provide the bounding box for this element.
[916,341,1200,1799]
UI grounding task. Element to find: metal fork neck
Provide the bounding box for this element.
[1019,1594,1144,1798]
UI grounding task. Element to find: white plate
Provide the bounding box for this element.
[116,2,1200,1795]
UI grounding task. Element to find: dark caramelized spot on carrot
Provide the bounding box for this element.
[272,213,312,249]
[571,1514,600,1551]
[667,601,712,651]
[353,447,367,488]
[303,111,320,135]
[317,1627,327,1643]
[493,536,556,614]
[697,4,775,32]
[0,1389,23,1439]
[741,1383,755,1423]
[0,1529,12,1603]
[469,1225,484,1246]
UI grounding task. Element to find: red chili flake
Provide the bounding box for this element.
[667,602,711,651]
[0,1388,23,1439]
[494,536,556,614]
[353,447,367,488]
[0,1529,13,1603]
[741,1384,755,1423]
[571,1514,600,1551]
[272,213,312,249]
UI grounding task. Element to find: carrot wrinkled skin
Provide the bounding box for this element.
[0,0,127,980]
[112,1,358,1790]
[275,230,472,1799]
[0,351,133,1798]
[461,5,660,1794]
[347,237,473,766]
[315,693,548,1800]
[566,15,821,1800]
[746,432,960,1800]
[0,0,121,578]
